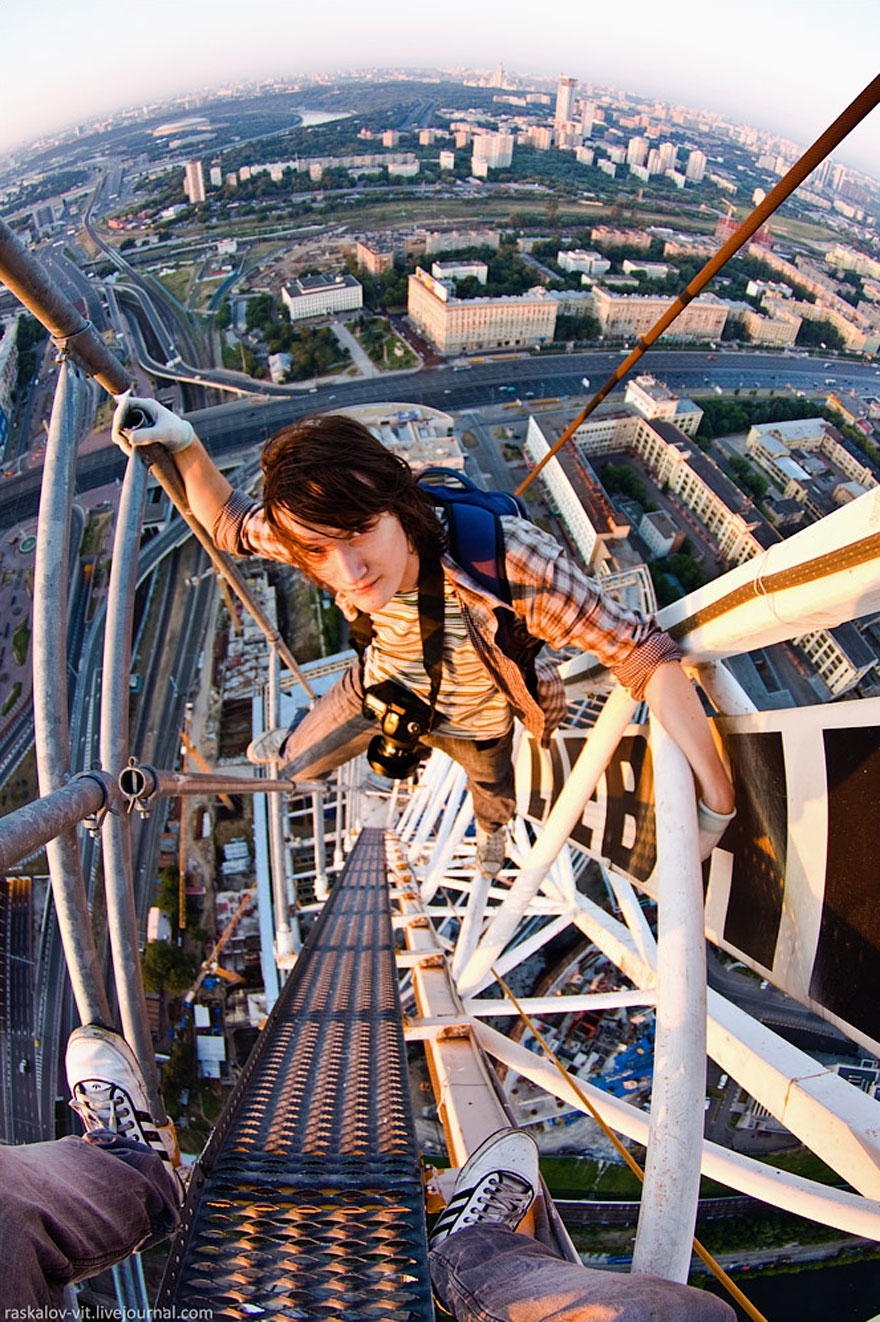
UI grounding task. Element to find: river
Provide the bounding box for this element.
[704,1256,880,1320]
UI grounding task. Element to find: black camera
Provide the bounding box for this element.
[362,679,433,779]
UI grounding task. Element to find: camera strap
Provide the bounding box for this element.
[348,556,446,730]
[417,556,445,729]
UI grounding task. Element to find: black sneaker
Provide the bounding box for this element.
[66,1024,182,1200]
[430,1127,539,1247]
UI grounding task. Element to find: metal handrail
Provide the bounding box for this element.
[32,360,111,1028]
[0,216,315,701]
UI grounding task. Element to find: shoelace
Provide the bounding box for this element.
[460,1173,530,1224]
[71,1081,140,1138]
[436,1171,532,1237]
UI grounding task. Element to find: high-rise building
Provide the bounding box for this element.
[554,75,577,138]
[627,137,648,168]
[471,132,514,171]
[184,159,205,204]
[686,149,707,183]
[580,100,596,139]
[209,165,222,188]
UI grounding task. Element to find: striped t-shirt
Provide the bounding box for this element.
[363,582,512,739]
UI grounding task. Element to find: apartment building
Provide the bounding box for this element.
[406,267,557,354]
[741,305,801,346]
[183,160,205,205]
[746,417,877,519]
[525,395,774,570]
[590,226,652,251]
[590,287,729,341]
[557,250,610,277]
[355,239,394,275]
[423,228,500,256]
[624,374,702,436]
[471,133,514,171]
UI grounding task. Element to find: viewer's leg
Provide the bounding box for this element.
[431,1225,735,1322]
[428,1129,735,1322]
[0,1023,183,1310]
[0,1134,179,1310]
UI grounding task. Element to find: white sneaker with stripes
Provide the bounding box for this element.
[430,1127,539,1247]
[66,1024,182,1201]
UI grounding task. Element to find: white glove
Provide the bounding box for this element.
[112,391,195,456]
[698,799,736,860]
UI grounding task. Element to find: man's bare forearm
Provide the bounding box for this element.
[644,661,735,814]
[172,436,233,535]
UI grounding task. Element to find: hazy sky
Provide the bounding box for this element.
[2,0,879,179]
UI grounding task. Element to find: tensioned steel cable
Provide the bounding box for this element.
[516,73,880,499]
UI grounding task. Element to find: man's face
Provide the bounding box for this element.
[276,509,420,614]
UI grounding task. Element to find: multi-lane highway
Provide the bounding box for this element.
[3,348,878,532]
[0,875,41,1144]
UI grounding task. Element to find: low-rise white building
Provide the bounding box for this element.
[334,402,461,471]
[281,272,362,322]
[558,249,611,277]
[268,352,292,383]
[431,260,488,285]
[640,509,680,558]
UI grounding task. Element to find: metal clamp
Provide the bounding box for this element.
[70,768,117,835]
[52,321,92,363]
[119,757,157,818]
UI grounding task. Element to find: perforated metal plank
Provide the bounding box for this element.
[158,829,433,1319]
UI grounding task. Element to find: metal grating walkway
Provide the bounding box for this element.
[157,828,433,1319]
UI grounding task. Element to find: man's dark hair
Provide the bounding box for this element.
[261,413,445,568]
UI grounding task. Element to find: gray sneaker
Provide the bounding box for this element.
[247,727,290,765]
[475,824,507,878]
[430,1127,539,1247]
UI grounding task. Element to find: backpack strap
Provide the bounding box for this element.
[443,501,543,702]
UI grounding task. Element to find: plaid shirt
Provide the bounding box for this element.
[214,492,681,744]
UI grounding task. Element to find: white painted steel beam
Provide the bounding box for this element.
[456,685,638,997]
[475,1022,880,1241]
[568,883,880,1200]
[631,718,706,1284]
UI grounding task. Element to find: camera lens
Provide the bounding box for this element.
[367,735,427,780]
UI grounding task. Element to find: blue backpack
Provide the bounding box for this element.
[415,468,543,696]
[416,467,530,607]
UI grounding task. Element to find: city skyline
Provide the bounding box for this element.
[2,0,879,180]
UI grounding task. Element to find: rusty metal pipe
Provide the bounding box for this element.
[0,218,131,394]
[119,764,320,804]
[0,773,117,873]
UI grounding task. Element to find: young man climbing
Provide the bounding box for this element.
[112,398,734,875]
